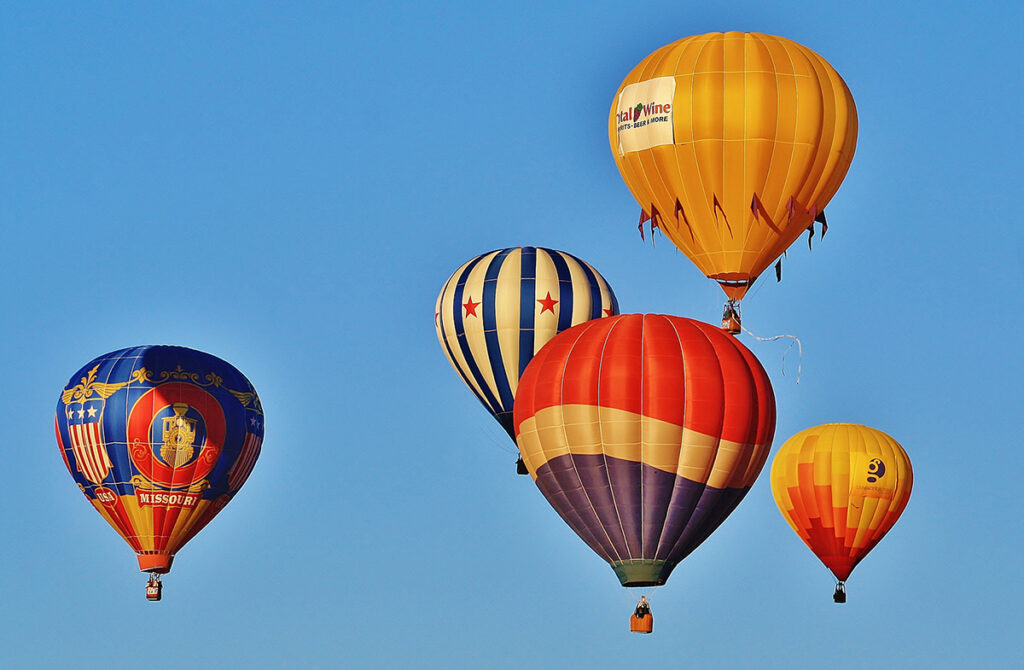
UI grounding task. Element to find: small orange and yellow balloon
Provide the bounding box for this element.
[770,423,912,601]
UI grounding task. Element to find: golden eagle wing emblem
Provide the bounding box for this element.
[61,364,131,404]
[229,390,255,406]
[90,381,128,398]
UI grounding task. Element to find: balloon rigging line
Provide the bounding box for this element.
[474,419,517,455]
[741,326,802,383]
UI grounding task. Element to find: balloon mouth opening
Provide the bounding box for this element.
[710,273,755,299]
[710,274,754,288]
[138,553,174,574]
[612,560,672,587]
[622,579,665,587]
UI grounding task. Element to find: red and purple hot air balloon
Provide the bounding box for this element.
[514,315,775,611]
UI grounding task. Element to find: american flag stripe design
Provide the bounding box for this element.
[228,432,262,490]
[69,421,113,485]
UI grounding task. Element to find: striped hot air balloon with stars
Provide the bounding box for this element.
[435,247,618,470]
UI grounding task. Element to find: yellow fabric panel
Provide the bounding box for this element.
[531,249,560,356]
[558,403,604,455]
[721,36,748,273]
[597,405,643,465]
[851,495,884,550]
[494,248,524,396]
[517,404,767,487]
[830,433,851,513]
[458,255,500,400]
[706,436,755,490]
[121,493,155,550]
[674,428,717,483]
[166,499,214,551]
[435,254,494,407]
[518,406,592,481]
[652,37,713,259]
[609,32,857,295]
[795,432,821,522]
[594,266,616,318]
[852,430,902,549]
[566,258,596,324]
[769,446,808,540]
[117,495,161,551]
[89,498,150,551]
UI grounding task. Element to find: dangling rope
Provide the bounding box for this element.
[741,325,803,383]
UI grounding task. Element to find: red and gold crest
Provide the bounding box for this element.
[127,382,225,490]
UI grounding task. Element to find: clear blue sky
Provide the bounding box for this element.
[2,1,1022,667]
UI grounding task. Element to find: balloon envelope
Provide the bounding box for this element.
[435,246,618,439]
[609,32,858,299]
[515,314,775,586]
[55,345,264,573]
[770,423,912,581]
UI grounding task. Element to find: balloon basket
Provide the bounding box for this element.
[833,581,846,604]
[721,300,741,335]
[145,578,162,602]
[630,613,653,634]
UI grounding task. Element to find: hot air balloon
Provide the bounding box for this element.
[609,32,858,332]
[435,246,619,473]
[770,423,912,603]
[514,314,775,628]
[55,346,264,600]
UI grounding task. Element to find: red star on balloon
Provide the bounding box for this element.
[537,292,558,314]
[603,308,614,317]
[463,296,481,317]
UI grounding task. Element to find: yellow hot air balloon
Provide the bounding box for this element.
[770,424,912,602]
[609,32,857,331]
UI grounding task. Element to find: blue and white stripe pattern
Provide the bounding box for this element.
[435,247,619,438]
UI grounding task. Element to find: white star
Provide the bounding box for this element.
[77,409,85,419]
[87,406,98,418]
[249,416,256,426]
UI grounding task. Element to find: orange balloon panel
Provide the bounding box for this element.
[609,32,858,299]
[770,424,912,581]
